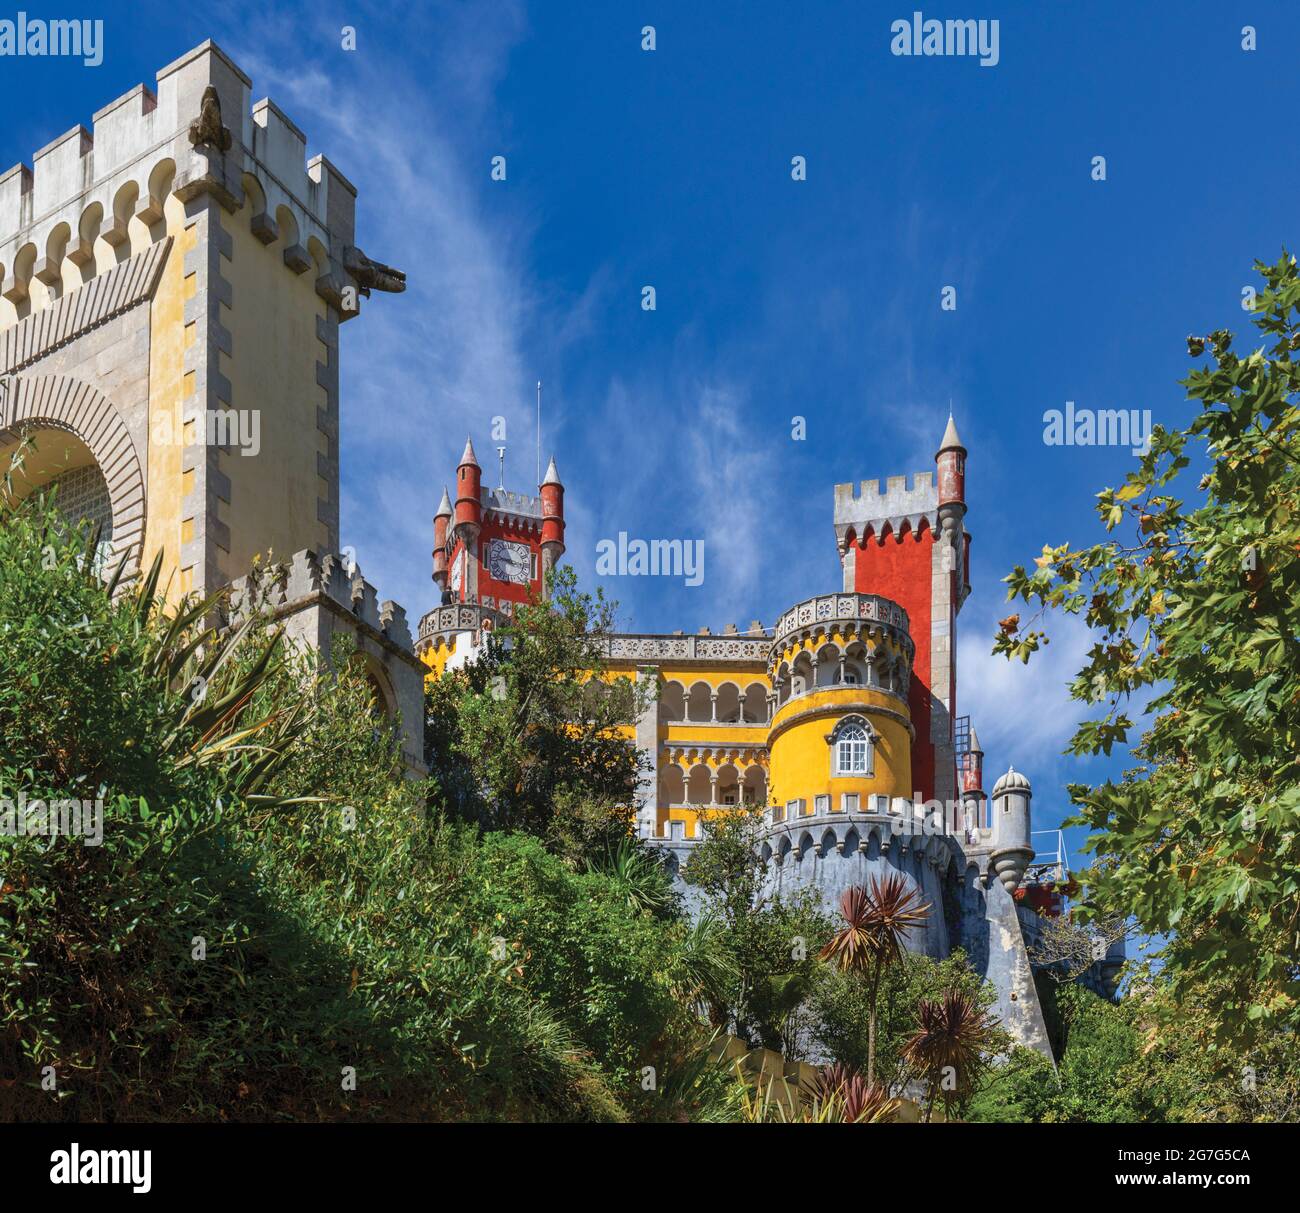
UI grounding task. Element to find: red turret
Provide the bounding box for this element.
[454,436,482,542]
[432,485,452,589]
[960,724,985,833]
[936,413,967,513]
[540,455,565,593]
[961,724,984,795]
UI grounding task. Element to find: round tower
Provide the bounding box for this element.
[765,593,916,814]
[454,436,482,547]
[760,592,957,957]
[989,766,1033,893]
[540,455,565,592]
[432,485,452,590]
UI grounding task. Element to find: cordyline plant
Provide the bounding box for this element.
[902,989,998,1122]
[994,251,1300,1051]
[819,873,930,1084]
[809,1062,899,1123]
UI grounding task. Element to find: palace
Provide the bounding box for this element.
[416,420,1075,1056]
[0,40,1094,1059]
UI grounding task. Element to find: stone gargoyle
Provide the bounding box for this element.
[188,86,233,153]
[342,246,407,296]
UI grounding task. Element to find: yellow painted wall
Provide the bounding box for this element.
[657,667,769,692]
[416,647,912,845]
[143,197,196,602]
[768,686,912,808]
[218,204,331,577]
[662,722,768,745]
[420,636,460,681]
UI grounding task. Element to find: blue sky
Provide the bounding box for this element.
[4,0,1297,860]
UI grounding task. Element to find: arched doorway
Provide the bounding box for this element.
[0,428,115,570]
[0,374,146,579]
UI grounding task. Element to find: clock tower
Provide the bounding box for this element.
[431,437,564,614]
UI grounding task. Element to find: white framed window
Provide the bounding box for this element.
[834,721,872,776]
[531,551,539,580]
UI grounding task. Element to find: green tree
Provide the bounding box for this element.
[426,565,653,854]
[812,948,1005,1100]
[0,483,718,1122]
[995,252,1300,1049]
[965,987,1141,1123]
[683,805,831,1054]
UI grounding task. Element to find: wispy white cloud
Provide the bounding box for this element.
[561,373,799,632]
[956,603,1093,781]
[228,4,543,614]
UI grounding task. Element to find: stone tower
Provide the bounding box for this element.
[0,40,425,773]
[0,39,402,599]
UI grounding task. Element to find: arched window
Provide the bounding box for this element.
[836,723,870,774]
[827,715,874,777]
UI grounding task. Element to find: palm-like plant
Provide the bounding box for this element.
[671,908,738,1018]
[810,1062,899,1123]
[901,989,998,1122]
[121,549,312,804]
[819,872,930,1084]
[586,837,675,917]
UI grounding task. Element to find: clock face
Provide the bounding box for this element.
[488,539,531,585]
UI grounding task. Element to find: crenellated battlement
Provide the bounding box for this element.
[483,486,543,525]
[833,470,939,545]
[0,40,366,326]
[227,549,414,654]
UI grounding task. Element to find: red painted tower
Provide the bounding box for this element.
[540,455,566,586]
[432,486,452,593]
[435,437,564,613]
[833,416,971,804]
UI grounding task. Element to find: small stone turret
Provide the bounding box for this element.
[432,486,452,590]
[539,454,565,592]
[960,725,985,833]
[989,765,1033,892]
[454,437,482,546]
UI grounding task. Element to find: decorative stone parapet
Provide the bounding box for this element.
[770,592,912,658]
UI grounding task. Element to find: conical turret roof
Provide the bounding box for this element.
[937,412,966,456]
[434,486,452,518]
[542,455,562,487]
[458,436,479,467]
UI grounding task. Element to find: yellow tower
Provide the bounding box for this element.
[766,592,914,815]
[0,40,402,599]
